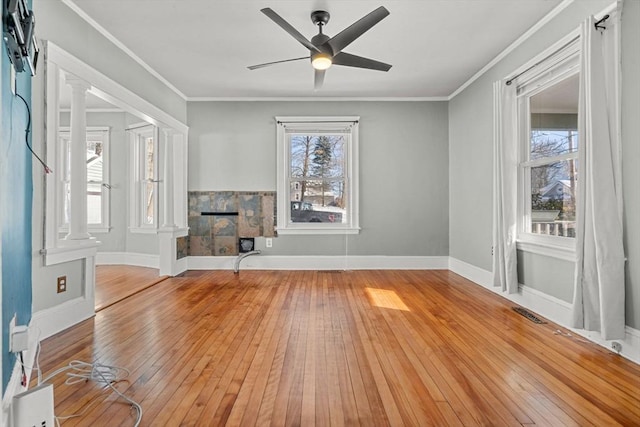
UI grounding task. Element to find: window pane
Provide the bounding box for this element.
[290,135,344,179]
[290,180,345,224]
[143,181,154,225]
[529,73,579,160]
[530,130,578,160]
[87,140,103,183]
[530,160,577,237]
[63,181,71,226]
[144,136,155,180]
[87,182,102,224]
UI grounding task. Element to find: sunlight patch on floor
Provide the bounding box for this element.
[365,287,410,311]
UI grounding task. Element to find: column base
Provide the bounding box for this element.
[64,232,92,240]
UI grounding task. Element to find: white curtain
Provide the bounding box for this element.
[571,15,625,340]
[492,81,519,294]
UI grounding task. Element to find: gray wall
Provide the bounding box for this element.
[449,0,639,329]
[188,101,449,257]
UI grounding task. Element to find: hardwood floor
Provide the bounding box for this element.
[95,265,168,311]
[38,270,640,426]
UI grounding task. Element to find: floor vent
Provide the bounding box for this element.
[513,307,546,324]
[317,270,343,273]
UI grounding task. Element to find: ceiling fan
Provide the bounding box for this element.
[248,6,392,90]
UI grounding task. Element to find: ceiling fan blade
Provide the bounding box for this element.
[261,8,320,53]
[248,56,310,70]
[314,69,325,90]
[332,52,392,72]
[327,6,389,55]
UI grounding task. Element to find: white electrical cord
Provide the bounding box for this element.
[40,360,143,427]
[18,326,142,426]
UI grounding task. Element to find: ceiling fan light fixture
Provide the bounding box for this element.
[311,52,332,70]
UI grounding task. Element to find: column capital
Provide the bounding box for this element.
[160,127,175,138]
[64,74,91,92]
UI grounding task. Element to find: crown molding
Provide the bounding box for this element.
[187,96,449,102]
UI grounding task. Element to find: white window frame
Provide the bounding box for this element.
[276,116,360,235]
[514,36,580,260]
[58,126,111,233]
[129,124,159,233]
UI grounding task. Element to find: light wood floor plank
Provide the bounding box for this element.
[36,269,640,426]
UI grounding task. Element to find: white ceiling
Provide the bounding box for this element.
[66,0,564,100]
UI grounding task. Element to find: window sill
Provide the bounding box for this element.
[277,226,360,235]
[58,226,111,234]
[129,227,158,234]
[516,239,576,262]
[88,227,111,234]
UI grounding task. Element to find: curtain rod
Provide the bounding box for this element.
[505,14,609,86]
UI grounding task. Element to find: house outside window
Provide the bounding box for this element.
[58,127,110,233]
[516,40,579,251]
[129,124,159,232]
[276,117,360,234]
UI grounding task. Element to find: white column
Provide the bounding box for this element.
[161,128,176,228]
[65,75,91,240]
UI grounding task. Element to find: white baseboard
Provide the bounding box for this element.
[31,296,95,341]
[96,252,159,268]
[187,255,450,271]
[175,256,188,273]
[448,257,493,288]
[448,257,640,365]
[1,319,44,426]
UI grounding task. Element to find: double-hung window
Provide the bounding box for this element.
[129,124,159,232]
[516,39,579,253]
[58,127,110,233]
[276,117,360,234]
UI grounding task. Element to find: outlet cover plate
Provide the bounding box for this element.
[12,383,55,427]
[57,276,66,293]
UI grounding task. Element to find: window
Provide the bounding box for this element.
[58,127,110,232]
[516,39,579,250]
[276,117,359,234]
[129,124,159,232]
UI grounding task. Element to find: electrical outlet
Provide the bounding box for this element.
[266,238,273,248]
[57,276,67,293]
[13,383,55,427]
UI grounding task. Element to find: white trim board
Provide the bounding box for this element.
[96,252,160,269]
[448,257,640,365]
[31,296,95,341]
[187,255,449,271]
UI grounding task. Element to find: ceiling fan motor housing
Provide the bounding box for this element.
[311,33,331,53]
[310,10,330,26]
